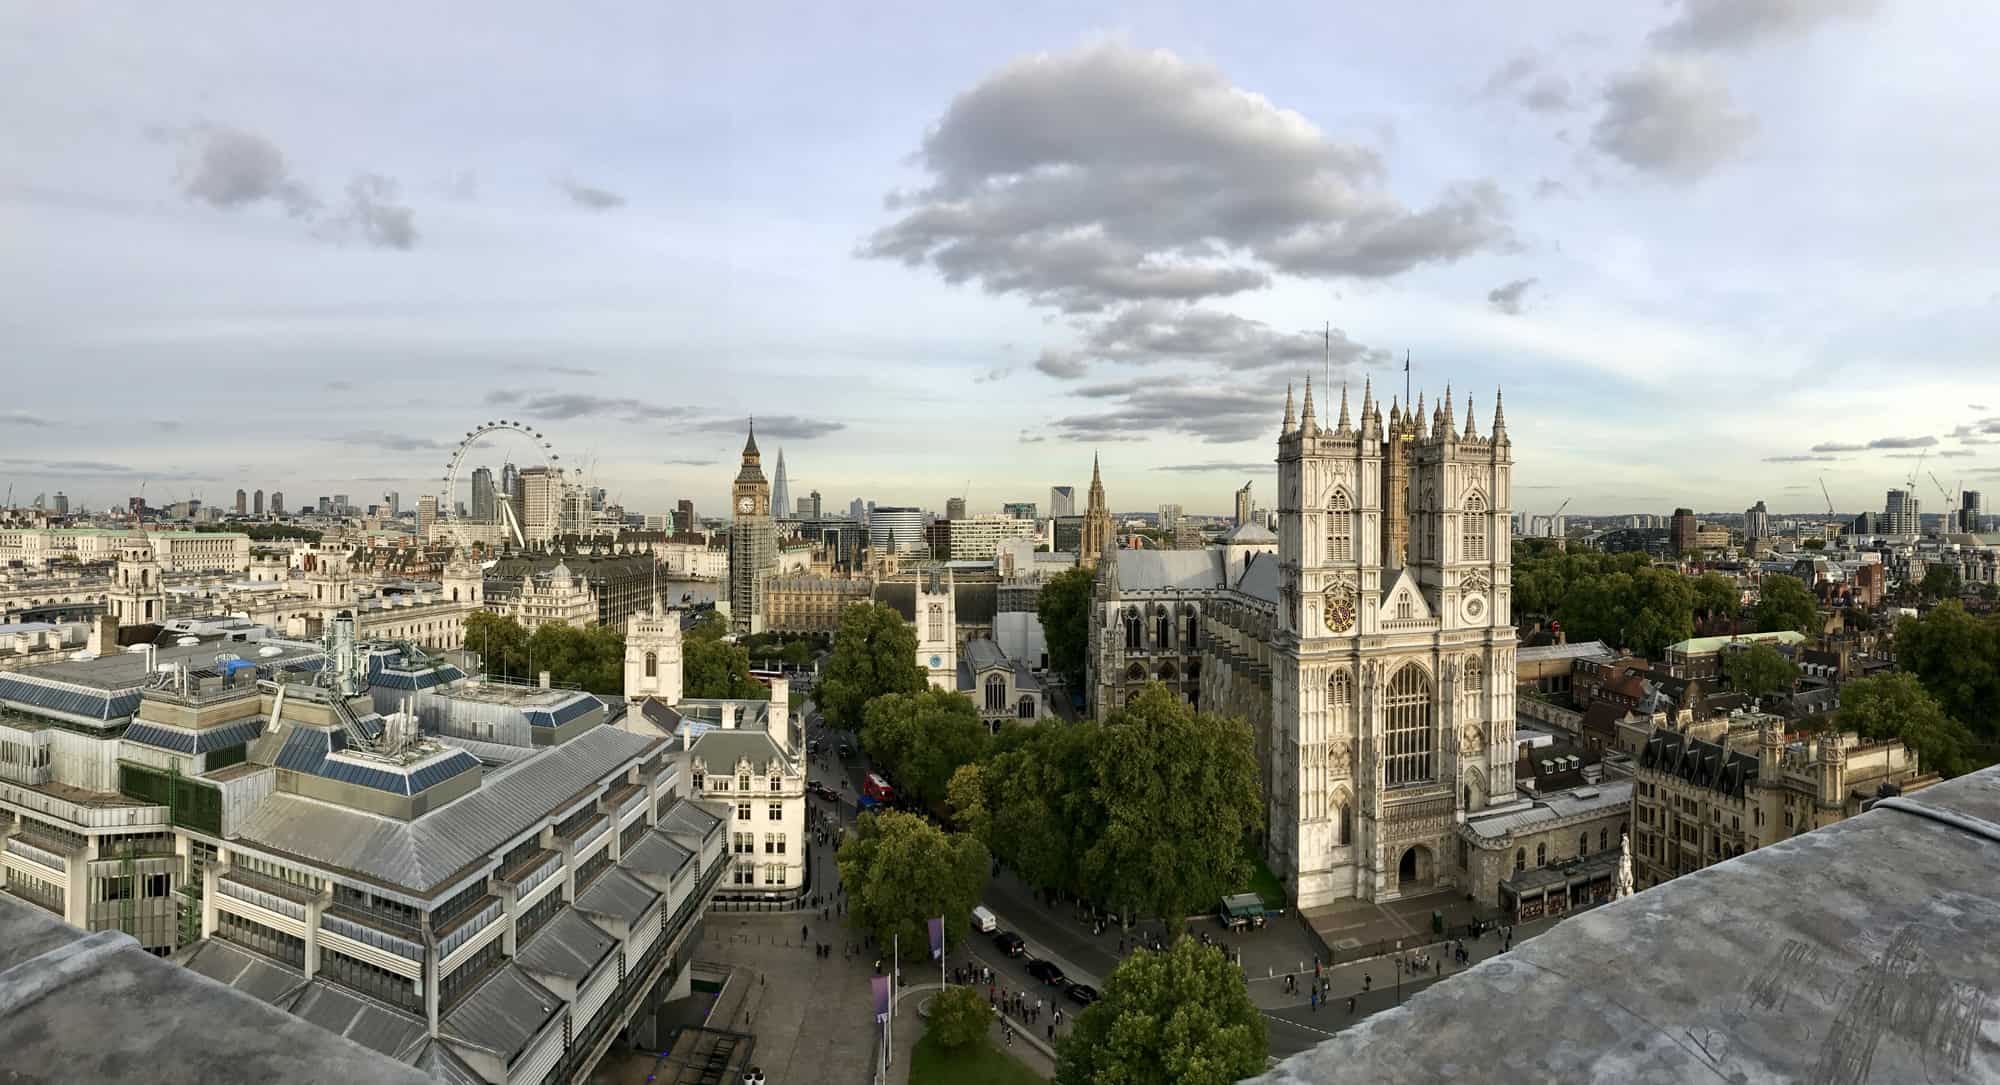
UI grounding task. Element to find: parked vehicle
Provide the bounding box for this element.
[1026,958,1066,986]
[993,931,1026,957]
[971,905,998,933]
[837,741,854,759]
[1219,892,1268,931]
[1065,982,1099,1006]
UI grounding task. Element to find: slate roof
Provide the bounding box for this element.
[574,867,659,928]
[1517,640,1617,664]
[1638,728,1758,798]
[1235,552,1281,604]
[439,964,562,1064]
[1465,780,1634,841]
[180,937,307,1006]
[514,907,617,983]
[288,980,429,1060]
[619,830,694,881]
[1113,549,1225,591]
[229,724,661,894]
[964,638,1008,671]
[1224,522,1277,544]
[685,725,789,769]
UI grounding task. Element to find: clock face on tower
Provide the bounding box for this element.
[737,496,754,514]
[1323,586,1357,634]
[929,655,942,669]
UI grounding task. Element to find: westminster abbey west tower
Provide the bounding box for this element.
[1274,379,1515,907]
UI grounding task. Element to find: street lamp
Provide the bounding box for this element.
[1394,940,1403,1004]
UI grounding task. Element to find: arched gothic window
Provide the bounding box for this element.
[1329,669,1353,741]
[986,675,1006,712]
[1326,489,1353,562]
[1396,593,1413,620]
[1017,697,1035,720]
[1126,662,1146,681]
[927,603,944,644]
[1155,608,1171,648]
[645,652,657,678]
[1337,803,1352,847]
[1515,848,1526,873]
[1124,609,1141,650]
[1464,492,1488,560]
[1463,657,1484,722]
[1600,828,1609,852]
[1383,664,1434,787]
[1184,608,1199,648]
[1536,843,1547,867]
[1579,833,1589,856]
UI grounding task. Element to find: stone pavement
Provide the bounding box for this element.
[695,913,881,1083]
[884,983,1057,1083]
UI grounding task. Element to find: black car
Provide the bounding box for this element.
[837,742,854,759]
[1065,982,1099,1006]
[1026,958,1066,986]
[992,931,1026,957]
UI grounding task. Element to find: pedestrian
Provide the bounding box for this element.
[1347,996,1356,1014]
[1310,989,1318,1012]
[1363,973,1372,992]
[1004,1024,1014,1048]
[1048,1022,1056,1042]
[802,924,808,942]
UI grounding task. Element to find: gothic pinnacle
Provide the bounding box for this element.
[1493,387,1507,435]
[1300,375,1317,435]
[1283,383,1297,434]
[1337,382,1351,433]
[1463,396,1478,440]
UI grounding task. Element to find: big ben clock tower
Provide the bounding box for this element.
[728,420,776,634]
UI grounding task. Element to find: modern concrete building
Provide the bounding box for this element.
[1670,507,1698,553]
[1001,501,1036,520]
[1048,485,1075,519]
[944,515,1038,560]
[1884,488,1921,535]
[945,496,966,521]
[865,506,925,554]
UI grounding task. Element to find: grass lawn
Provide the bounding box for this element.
[909,1032,1047,1085]
[1243,840,1286,910]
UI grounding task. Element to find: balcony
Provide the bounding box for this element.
[216,868,313,922]
[321,904,424,962]
[435,895,503,960]
[496,848,562,898]
[0,781,169,830]
[4,834,73,873]
[563,813,610,855]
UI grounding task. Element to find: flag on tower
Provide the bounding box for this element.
[927,917,945,960]
[872,975,890,1024]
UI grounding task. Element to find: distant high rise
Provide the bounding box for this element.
[470,466,495,521]
[1744,500,1769,545]
[382,491,400,517]
[234,489,247,515]
[51,492,68,516]
[1002,501,1037,520]
[513,467,561,543]
[1079,455,1114,565]
[771,448,792,522]
[673,499,695,534]
[808,490,822,519]
[1884,489,1921,535]
[1049,485,1076,519]
[867,507,926,553]
[849,498,866,522]
[252,489,264,516]
[1235,481,1254,527]
[333,494,350,516]
[1670,508,1697,553]
[1963,490,1984,532]
[946,496,967,520]
[270,491,284,515]
[1158,503,1183,529]
[796,497,813,518]
[318,496,332,515]
[416,494,437,540]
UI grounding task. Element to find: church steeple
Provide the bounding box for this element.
[1336,383,1352,435]
[1282,384,1297,435]
[1080,452,1115,569]
[1463,396,1479,441]
[1300,376,1317,436]
[742,417,759,458]
[1493,387,1508,440]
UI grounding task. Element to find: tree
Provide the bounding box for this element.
[1893,602,2000,744]
[1036,566,1095,686]
[836,810,988,955]
[860,688,989,808]
[1083,684,1262,923]
[1981,582,2000,603]
[819,603,925,730]
[1922,564,1964,602]
[982,720,1105,897]
[684,635,758,699]
[1056,937,1267,1085]
[1837,672,1982,778]
[1754,574,1820,635]
[925,985,994,1051]
[463,611,624,694]
[1691,572,1740,620]
[1722,643,1798,704]
[946,763,989,840]
[1801,538,1827,551]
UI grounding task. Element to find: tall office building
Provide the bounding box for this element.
[796,497,813,518]
[1963,490,1983,532]
[1884,489,1921,535]
[234,489,247,515]
[1235,482,1254,527]
[417,494,437,541]
[251,489,264,516]
[382,491,400,517]
[470,466,495,521]
[1158,503,1183,530]
[673,499,695,534]
[807,490,821,520]
[849,498,866,522]
[270,491,284,515]
[946,496,967,520]
[1744,500,1769,545]
[728,423,776,634]
[1049,485,1076,519]
[317,496,332,515]
[1002,501,1037,520]
[771,448,791,522]
[333,494,350,516]
[50,492,68,516]
[513,467,562,544]
[867,507,926,553]
[1670,507,1698,553]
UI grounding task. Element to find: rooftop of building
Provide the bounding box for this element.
[1112,548,1227,591]
[1666,629,1808,655]
[1465,779,1634,841]
[1517,639,1617,664]
[20,637,322,692]
[1257,766,2000,1085]
[0,895,431,1085]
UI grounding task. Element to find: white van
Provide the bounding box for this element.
[971,905,998,933]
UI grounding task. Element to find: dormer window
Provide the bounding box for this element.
[692,770,704,790]
[738,773,751,792]
[1397,593,1413,619]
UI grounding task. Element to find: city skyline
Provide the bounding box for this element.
[5,3,1999,514]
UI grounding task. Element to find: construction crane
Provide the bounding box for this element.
[1928,471,1959,532]
[1819,475,1836,518]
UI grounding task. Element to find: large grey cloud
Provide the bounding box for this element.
[178,125,318,216]
[559,179,626,211]
[1482,53,1574,113]
[485,390,696,423]
[334,430,451,452]
[1487,277,1538,315]
[863,43,1510,313]
[1591,59,1756,181]
[1053,380,1294,445]
[1763,454,1839,463]
[1081,304,1380,372]
[1034,350,1089,380]
[1810,436,1937,452]
[687,415,844,440]
[331,174,418,250]
[1651,0,1878,52]
[1,411,50,427]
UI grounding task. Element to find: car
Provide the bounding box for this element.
[806,739,821,755]
[837,742,854,759]
[807,782,838,801]
[992,931,1026,957]
[1026,958,1066,986]
[1064,982,1099,1006]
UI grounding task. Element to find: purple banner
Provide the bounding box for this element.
[928,917,945,960]
[872,974,890,1024]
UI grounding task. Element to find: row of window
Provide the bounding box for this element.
[729,859,790,886]
[1324,490,1489,563]
[731,832,788,854]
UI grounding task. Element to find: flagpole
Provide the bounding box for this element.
[892,931,899,1056]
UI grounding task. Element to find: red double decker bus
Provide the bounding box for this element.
[862,773,894,806]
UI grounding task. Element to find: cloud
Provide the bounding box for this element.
[1066,303,1381,374]
[447,171,479,201]
[974,366,1013,384]
[688,415,845,440]
[1937,450,1976,458]
[1151,461,1275,473]
[1950,418,2000,438]
[329,174,418,249]
[1053,381,1288,445]
[482,391,696,424]
[1763,454,1838,463]
[1482,53,1574,113]
[324,380,354,392]
[862,43,1509,313]
[1960,436,1996,446]
[1866,436,1938,449]
[1486,277,1539,315]
[559,179,626,211]
[1035,350,1089,380]
[1971,403,1990,411]
[1809,442,1867,452]
[662,458,718,466]
[1533,178,1573,200]
[0,411,51,427]
[1591,59,1756,182]
[334,430,452,452]
[153,421,183,432]
[1651,0,1879,52]
[176,125,317,217]
[1017,430,1047,444]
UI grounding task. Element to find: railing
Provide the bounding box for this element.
[567,815,610,855]
[502,851,563,898]
[4,835,70,872]
[436,896,504,959]
[0,781,169,829]
[217,871,310,921]
[321,907,425,961]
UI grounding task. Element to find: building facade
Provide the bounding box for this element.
[945,515,1039,560]
[1077,456,1114,567]
[727,426,775,636]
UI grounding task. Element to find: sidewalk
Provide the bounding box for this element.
[886,982,1056,1083]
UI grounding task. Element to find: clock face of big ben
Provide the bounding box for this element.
[738,496,755,514]
[1323,586,1357,633]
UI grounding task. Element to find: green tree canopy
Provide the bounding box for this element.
[1083,684,1263,922]
[861,687,990,807]
[836,810,988,955]
[946,762,989,840]
[1837,672,1982,778]
[925,985,994,1051]
[1922,564,1964,602]
[463,611,625,694]
[1036,566,1095,687]
[1056,937,1267,1085]
[819,603,925,729]
[1722,642,1798,703]
[684,635,759,699]
[1691,572,1740,620]
[1552,566,1694,657]
[1801,538,1827,550]
[1754,574,1820,635]
[981,720,1105,898]
[1893,602,2000,744]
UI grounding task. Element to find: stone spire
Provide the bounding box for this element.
[1282,383,1296,435]
[1414,391,1427,440]
[1388,396,1400,430]
[1336,382,1352,435]
[1493,387,1508,438]
[1300,375,1317,435]
[1463,396,1479,441]
[1444,384,1456,436]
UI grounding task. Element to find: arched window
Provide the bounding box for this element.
[1126,662,1146,681]
[986,675,1006,712]
[1384,664,1434,787]
[1536,843,1547,867]
[1338,803,1352,847]
[927,603,944,644]
[1184,608,1199,648]
[1579,833,1589,856]
[1124,609,1141,650]
[1155,608,1171,648]
[1329,669,1353,737]
[1326,490,1354,562]
[1464,492,1487,561]
[1017,696,1035,720]
[1157,662,1177,682]
[1600,828,1609,852]
[1463,657,1484,721]
[1396,593,1413,620]
[1464,784,1472,809]
[645,652,657,678]
[1515,848,1525,873]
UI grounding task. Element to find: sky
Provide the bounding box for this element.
[4,1,1999,520]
